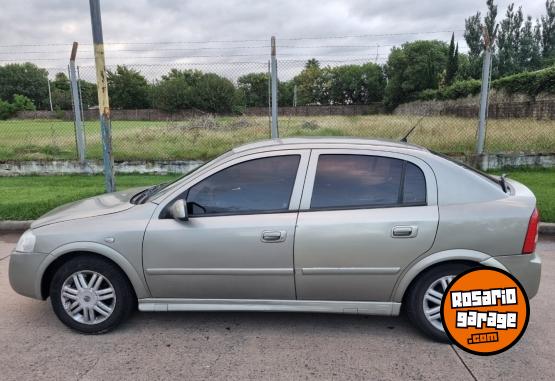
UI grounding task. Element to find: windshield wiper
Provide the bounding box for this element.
[499,173,509,193]
[130,183,168,205]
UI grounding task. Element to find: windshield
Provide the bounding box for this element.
[431,151,507,192]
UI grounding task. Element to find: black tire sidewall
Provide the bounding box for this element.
[406,263,476,342]
[50,256,134,334]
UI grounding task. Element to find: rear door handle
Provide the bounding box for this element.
[261,230,286,243]
[391,226,418,238]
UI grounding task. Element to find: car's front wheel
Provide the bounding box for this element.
[406,263,475,342]
[49,256,135,334]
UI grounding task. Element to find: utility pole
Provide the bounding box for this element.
[89,0,115,192]
[476,26,497,155]
[69,42,86,164]
[268,60,272,134]
[270,36,279,139]
[47,79,53,112]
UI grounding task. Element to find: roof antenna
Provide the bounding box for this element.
[400,116,425,142]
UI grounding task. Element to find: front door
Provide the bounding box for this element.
[143,151,309,300]
[294,150,439,302]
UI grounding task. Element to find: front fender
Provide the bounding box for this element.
[391,249,508,303]
[36,241,150,299]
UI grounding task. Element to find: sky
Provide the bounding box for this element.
[0,0,549,80]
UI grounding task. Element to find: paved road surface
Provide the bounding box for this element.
[0,232,553,380]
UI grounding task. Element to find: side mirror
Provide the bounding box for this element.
[169,199,188,221]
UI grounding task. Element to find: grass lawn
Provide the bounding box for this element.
[0,169,553,222]
[490,168,555,223]
[1,115,554,161]
[0,174,179,221]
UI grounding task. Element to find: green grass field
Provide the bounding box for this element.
[1,115,554,161]
[0,169,553,222]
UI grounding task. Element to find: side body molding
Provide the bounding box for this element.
[391,249,508,303]
[36,241,150,299]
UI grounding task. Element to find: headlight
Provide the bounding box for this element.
[15,230,36,253]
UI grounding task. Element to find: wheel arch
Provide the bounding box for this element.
[37,242,150,300]
[391,249,508,303]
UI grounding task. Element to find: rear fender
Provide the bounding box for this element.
[391,249,507,302]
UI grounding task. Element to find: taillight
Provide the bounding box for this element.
[522,208,540,254]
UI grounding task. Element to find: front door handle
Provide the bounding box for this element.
[391,226,418,238]
[261,230,286,243]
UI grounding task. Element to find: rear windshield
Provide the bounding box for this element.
[431,151,507,191]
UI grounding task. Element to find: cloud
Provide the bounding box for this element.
[0,0,549,80]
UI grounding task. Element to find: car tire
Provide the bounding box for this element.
[405,263,476,342]
[49,255,135,334]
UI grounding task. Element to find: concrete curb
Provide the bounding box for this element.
[1,220,555,235]
[0,220,33,231]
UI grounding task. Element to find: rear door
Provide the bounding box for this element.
[294,149,439,302]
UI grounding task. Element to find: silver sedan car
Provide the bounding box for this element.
[9,138,541,341]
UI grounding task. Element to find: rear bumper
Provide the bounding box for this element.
[481,252,542,299]
[9,250,49,300]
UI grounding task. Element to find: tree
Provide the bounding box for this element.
[78,80,98,109]
[464,12,484,79]
[518,16,543,71]
[384,40,450,110]
[497,4,524,77]
[445,33,459,85]
[294,59,331,105]
[237,72,269,107]
[151,69,203,112]
[107,65,150,109]
[0,63,49,108]
[328,63,385,104]
[541,0,555,64]
[190,73,236,113]
[50,72,72,110]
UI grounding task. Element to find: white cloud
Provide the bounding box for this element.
[0,0,549,80]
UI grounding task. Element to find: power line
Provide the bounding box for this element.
[0,29,466,48]
[279,30,465,41]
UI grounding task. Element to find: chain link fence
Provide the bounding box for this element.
[1,59,554,162]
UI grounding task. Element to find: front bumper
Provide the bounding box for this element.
[9,250,49,300]
[481,251,542,299]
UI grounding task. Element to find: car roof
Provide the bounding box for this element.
[232,137,427,154]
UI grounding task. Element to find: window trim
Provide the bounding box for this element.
[300,150,432,212]
[158,150,310,219]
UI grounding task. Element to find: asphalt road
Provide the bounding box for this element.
[0,232,553,381]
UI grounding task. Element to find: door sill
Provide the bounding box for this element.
[138,298,401,316]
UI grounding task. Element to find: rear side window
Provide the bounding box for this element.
[403,162,427,204]
[186,155,300,216]
[310,154,426,210]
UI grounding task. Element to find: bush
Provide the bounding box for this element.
[0,94,35,119]
[12,94,36,112]
[0,99,15,119]
[493,66,555,95]
[416,67,555,102]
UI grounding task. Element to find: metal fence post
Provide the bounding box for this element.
[476,47,492,155]
[89,0,115,192]
[270,36,279,139]
[69,42,86,164]
[476,25,497,156]
[47,78,53,112]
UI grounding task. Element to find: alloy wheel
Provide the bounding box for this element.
[60,270,116,325]
[422,275,455,332]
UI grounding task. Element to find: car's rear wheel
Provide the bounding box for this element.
[406,263,476,342]
[49,256,134,334]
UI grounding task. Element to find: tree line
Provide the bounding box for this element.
[0,0,553,117]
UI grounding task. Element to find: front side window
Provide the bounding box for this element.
[186,155,300,216]
[310,154,426,210]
